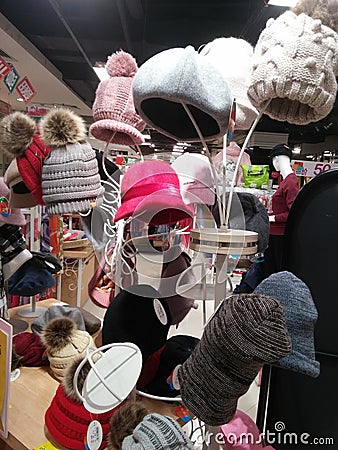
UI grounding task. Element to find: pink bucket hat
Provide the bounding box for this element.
[89,50,146,145]
[113,160,194,226]
[220,410,275,449]
[0,177,26,226]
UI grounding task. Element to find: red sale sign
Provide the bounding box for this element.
[292,160,338,178]
[16,76,36,103]
[0,56,10,79]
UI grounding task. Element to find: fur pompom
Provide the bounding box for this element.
[0,112,37,158]
[63,357,90,401]
[41,108,87,147]
[41,317,76,351]
[292,0,338,32]
[105,50,138,78]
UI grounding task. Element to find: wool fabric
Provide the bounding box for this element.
[122,413,194,449]
[178,294,291,426]
[133,45,232,142]
[200,37,259,130]
[0,177,26,226]
[254,271,320,377]
[90,50,146,145]
[248,11,338,125]
[4,159,37,208]
[13,331,48,367]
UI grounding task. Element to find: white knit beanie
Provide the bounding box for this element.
[248,11,338,125]
[200,37,259,130]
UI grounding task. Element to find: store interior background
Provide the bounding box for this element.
[0,0,337,430]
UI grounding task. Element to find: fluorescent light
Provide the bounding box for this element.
[93,66,109,81]
[16,97,24,102]
[268,0,298,6]
[293,146,301,155]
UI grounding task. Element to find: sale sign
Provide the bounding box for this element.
[3,66,19,93]
[292,160,338,178]
[16,76,36,103]
[0,56,10,79]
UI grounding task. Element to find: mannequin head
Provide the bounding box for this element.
[272,154,293,178]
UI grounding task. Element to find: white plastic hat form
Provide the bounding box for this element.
[73,343,142,414]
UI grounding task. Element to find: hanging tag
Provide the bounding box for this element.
[10,368,20,382]
[0,197,10,217]
[167,364,181,391]
[85,420,103,450]
[153,298,168,325]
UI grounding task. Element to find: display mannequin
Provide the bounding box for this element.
[264,144,299,278]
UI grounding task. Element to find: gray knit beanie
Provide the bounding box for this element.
[248,11,338,125]
[254,271,320,378]
[41,108,104,215]
[122,413,194,450]
[132,46,232,142]
[178,294,291,426]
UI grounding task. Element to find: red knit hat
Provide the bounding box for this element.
[45,384,116,450]
[12,331,48,367]
[0,112,50,205]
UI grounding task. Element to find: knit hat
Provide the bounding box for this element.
[13,331,48,367]
[220,410,275,449]
[102,284,171,361]
[90,50,146,145]
[269,143,293,161]
[248,11,338,125]
[0,177,26,226]
[122,413,194,449]
[113,160,194,226]
[200,37,259,130]
[145,335,200,398]
[41,317,94,380]
[178,294,291,426]
[40,108,104,215]
[171,153,215,205]
[254,271,320,377]
[4,159,37,208]
[133,45,232,142]
[0,112,51,204]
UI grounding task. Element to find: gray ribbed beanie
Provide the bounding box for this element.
[41,108,103,215]
[178,294,291,426]
[122,413,194,450]
[132,46,232,142]
[254,271,320,378]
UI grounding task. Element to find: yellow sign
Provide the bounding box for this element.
[34,441,60,450]
[0,318,12,439]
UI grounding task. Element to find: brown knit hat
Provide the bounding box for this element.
[41,317,94,380]
[178,294,291,426]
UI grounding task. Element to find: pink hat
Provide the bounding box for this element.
[171,153,215,205]
[113,160,194,226]
[220,410,275,449]
[0,177,26,226]
[89,50,146,145]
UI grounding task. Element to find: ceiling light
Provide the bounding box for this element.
[268,0,298,6]
[16,97,24,102]
[142,134,151,140]
[292,146,301,155]
[306,155,314,159]
[93,66,109,81]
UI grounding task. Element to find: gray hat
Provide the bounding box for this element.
[254,271,320,378]
[41,108,104,215]
[132,46,232,142]
[122,413,194,450]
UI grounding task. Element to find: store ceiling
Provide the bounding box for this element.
[0,0,337,152]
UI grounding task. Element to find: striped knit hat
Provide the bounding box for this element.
[41,108,104,215]
[178,294,291,426]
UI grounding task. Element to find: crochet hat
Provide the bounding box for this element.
[13,331,48,367]
[248,11,338,125]
[41,317,94,380]
[0,177,26,226]
[133,46,232,142]
[145,335,200,398]
[220,410,275,449]
[4,159,37,208]
[171,153,215,205]
[102,284,171,361]
[178,294,291,426]
[0,112,51,205]
[113,160,194,226]
[200,37,259,130]
[41,108,104,215]
[122,413,194,449]
[254,271,320,378]
[90,50,146,145]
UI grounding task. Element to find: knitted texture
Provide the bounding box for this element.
[90,50,146,145]
[133,46,232,142]
[178,294,291,426]
[122,413,194,449]
[0,177,26,226]
[248,11,338,125]
[254,271,320,377]
[200,37,259,130]
[13,331,48,367]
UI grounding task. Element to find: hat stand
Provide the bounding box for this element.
[1,278,29,334]
[17,295,46,318]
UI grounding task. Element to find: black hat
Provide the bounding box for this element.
[269,143,293,160]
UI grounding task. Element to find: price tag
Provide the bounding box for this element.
[153,298,168,325]
[167,364,181,391]
[34,441,60,450]
[0,197,10,217]
[85,420,103,450]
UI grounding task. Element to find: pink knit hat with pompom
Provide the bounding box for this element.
[89,50,146,145]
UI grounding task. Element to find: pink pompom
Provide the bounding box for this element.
[105,50,138,77]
